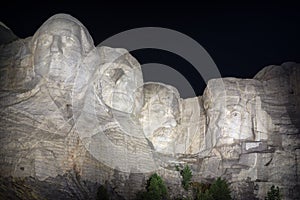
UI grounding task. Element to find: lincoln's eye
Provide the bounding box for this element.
[231,111,240,117]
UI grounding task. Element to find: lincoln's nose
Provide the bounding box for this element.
[50,35,62,53]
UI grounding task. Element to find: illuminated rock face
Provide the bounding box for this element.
[0,14,299,200]
[98,46,144,114]
[201,65,300,199]
[0,14,95,182]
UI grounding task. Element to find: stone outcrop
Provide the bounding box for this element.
[0,14,299,200]
[200,68,300,199]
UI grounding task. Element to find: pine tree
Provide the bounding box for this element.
[181,165,193,190]
[136,173,168,200]
[209,177,231,200]
[265,185,281,200]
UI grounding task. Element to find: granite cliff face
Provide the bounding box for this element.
[0,14,299,200]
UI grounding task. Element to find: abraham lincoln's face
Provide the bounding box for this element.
[203,79,260,149]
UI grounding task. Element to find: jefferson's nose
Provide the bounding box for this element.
[163,117,177,128]
[50,35,62,53]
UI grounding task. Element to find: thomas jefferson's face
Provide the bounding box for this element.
[97,46,143,114]
[100,62,140,113]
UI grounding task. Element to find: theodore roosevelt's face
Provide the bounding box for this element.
[138,84,180,151]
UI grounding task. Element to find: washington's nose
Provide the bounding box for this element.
[50,35,62,53]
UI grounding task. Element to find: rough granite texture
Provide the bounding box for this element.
[0,14,299,200]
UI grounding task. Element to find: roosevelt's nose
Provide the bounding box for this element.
[50,35,62,53]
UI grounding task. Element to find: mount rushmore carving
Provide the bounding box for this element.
[0,14,299,199]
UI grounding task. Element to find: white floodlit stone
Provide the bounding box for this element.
[0,14,299,200]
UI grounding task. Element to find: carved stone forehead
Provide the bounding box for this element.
[36,20,80,38]
[142,82,180,115]
[206,78,261,95]
[203,78,262,110]
[143,82,180,101]
[32,14,94,53]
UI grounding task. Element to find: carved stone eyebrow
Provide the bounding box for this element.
[110,68,125,84]
[37,29,81,45]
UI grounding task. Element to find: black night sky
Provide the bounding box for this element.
[1,2,300,98]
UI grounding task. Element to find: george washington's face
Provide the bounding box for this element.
[33,18,84,87]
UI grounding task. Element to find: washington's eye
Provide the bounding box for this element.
[65,36,72,41]
[37,35,52,46]
[63,36,77,46]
